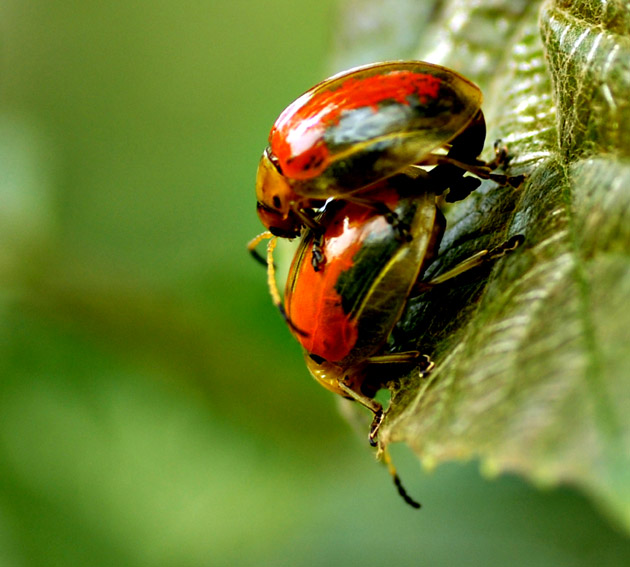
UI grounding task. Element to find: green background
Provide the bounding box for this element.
[1,2,629,565]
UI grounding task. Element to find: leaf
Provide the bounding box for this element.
[335,0,630,530]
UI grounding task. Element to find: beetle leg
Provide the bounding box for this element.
[433,154,526,188]
[364,351,421,364]
[369,408,385,447]
[419,234,524,289]
[368,353,434,444]
[294,206,320,232]
[489,139,511,168]
[345,351,430,446]
[290,206,328,271]
[336,379,384,446]
[337,379,382,414]
[311,230,326,271]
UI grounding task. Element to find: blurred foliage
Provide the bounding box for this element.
[0,1,629,566]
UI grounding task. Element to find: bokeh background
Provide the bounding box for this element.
[1,2,630,566]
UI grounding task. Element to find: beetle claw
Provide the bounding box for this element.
[369,408,384,447]
[311,248,325,271]
[387,215,412,242]
[418,354,435,377]
[488,234,525,259]
[311,234,326,271]
[487,140,527,188]
[492,139,510,167]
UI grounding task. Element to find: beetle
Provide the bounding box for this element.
[287,181,437,452]
[250,60,522,267]
[264,173,523,507]
[282,173,522,437]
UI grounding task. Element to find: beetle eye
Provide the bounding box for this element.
[308,354,326,364]
[272,195,282,209]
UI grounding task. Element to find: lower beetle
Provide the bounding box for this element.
[265,172,523,507]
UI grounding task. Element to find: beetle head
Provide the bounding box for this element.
[255,148,302,238]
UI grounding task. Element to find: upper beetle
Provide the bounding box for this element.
[253,60,519,245]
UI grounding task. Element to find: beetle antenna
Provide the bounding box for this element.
[381,446,421,509]
[247,231,274,266]
[266,237,308,337]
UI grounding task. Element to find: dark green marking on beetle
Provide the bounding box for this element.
[320,82,467,191]
[334,198,419,319]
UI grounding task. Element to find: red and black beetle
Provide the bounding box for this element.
[250,60,520,263]
[264,173,523,507]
